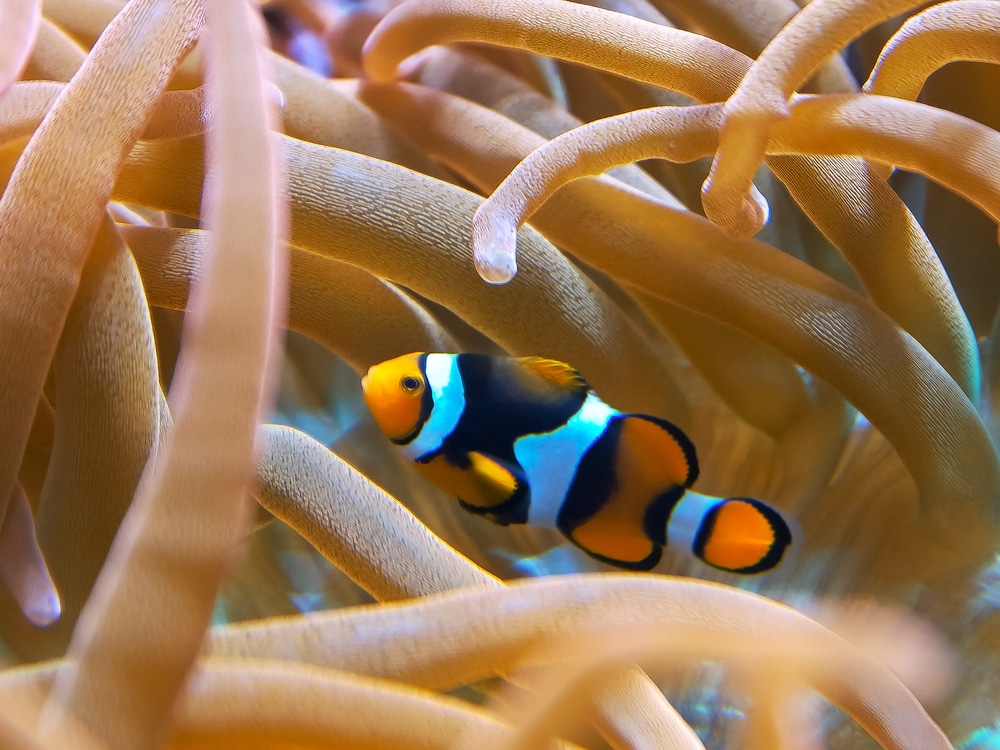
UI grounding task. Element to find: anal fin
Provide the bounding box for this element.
[569,522,663,571]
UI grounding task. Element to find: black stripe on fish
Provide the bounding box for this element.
[443,353,589,463]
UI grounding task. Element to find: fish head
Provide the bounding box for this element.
[361,352,430,442]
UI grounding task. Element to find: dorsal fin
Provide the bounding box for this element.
[517,357,590,394]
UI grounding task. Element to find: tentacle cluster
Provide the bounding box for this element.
[0,0,998,748]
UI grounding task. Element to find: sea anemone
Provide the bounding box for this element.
[0,0,997,747]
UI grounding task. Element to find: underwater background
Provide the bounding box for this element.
[1,0,999,747]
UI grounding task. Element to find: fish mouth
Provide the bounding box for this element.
[361,369,371,392]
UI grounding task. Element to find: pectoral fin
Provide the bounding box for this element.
[414,451,527,522]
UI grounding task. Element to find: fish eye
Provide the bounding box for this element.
[400,375,421,393]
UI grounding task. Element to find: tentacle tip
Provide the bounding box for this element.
[748,183,771,229]
[265,81,286,111]
[475,251,518,285]
[473,212,519,284]
[24,590,61,628]
[701,182,770,239]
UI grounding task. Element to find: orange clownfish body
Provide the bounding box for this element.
[362,353,792,574]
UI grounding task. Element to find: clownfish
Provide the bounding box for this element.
[361,353,792,574]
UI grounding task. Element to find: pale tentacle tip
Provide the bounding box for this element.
[747,182,771,228]
[472,212,518,285]
[475,249,518,285]
[23,588,61,628]
[265,82,286,111]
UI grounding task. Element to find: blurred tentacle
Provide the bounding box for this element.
[0,83,209,154]
[123,225,456,372]
[743,675,811,750]
[476,641,709,750]
[207,574,951,749]
[26,396,55,456]
[0,0,201,551]
[767,379,855,513]
[0,424,720,750]
[0,694,47,750]
[0,0,40,94]
[795,424,920,586]
[176,659,584,750]
[0,658,580,750]
[588,667,707,750]
[492,636,813,750]
[39,1,285,747]
[42,0,205,91]
[636,297,811,439]
[254,425,697,750]
[0,215,158,662]
[0,486,60,629]
[39,0,126,49]
[0,82,62,143]
[0,644,700,750]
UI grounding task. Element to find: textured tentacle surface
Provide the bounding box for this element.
[124,226,457,372]
[360,4,981,403]
[705,0,929,237]
[2,1,997,747]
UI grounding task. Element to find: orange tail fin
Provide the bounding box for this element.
[668,491,792,574]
